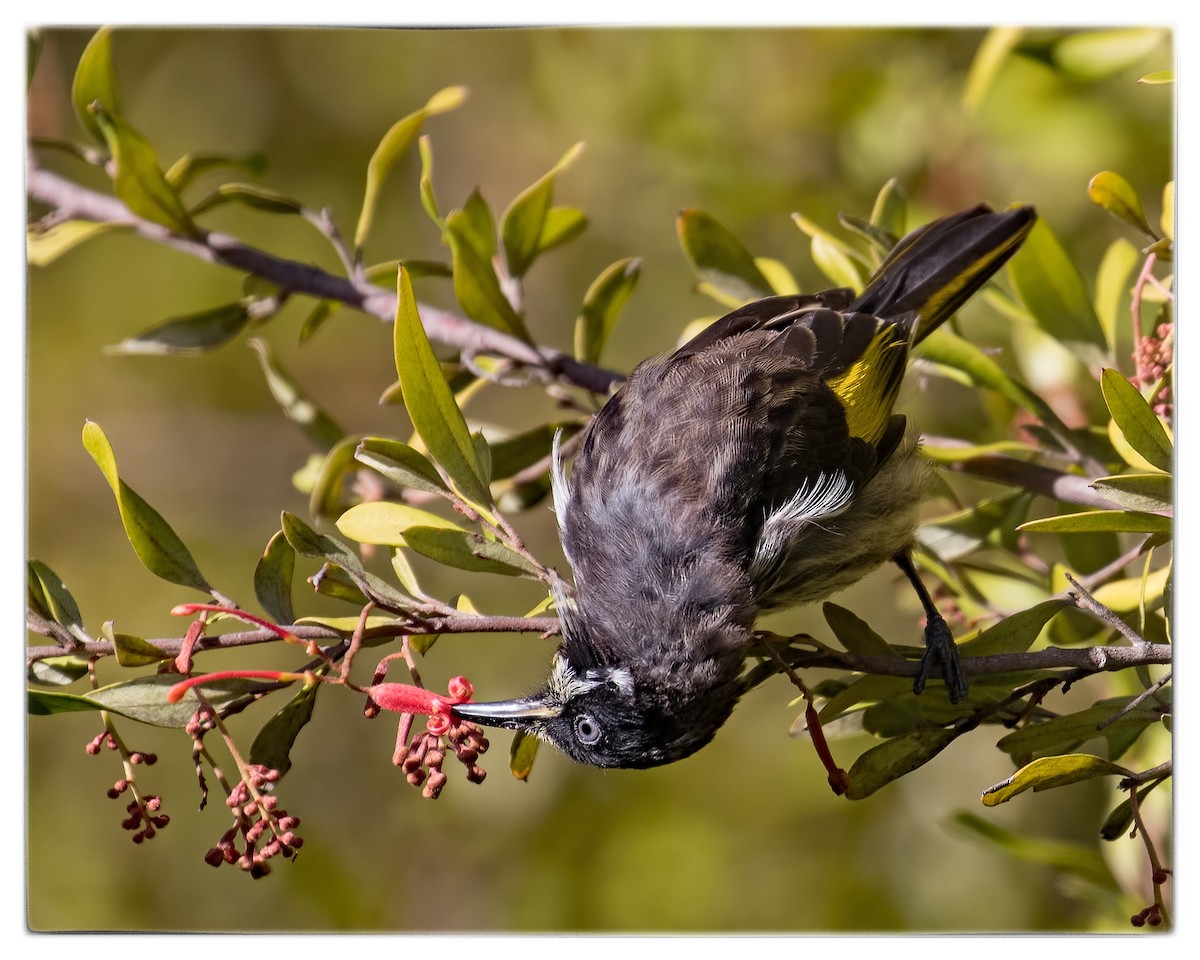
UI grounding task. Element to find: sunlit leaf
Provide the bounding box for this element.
[753,257,800,296]
[336,501,463,546]
[1090,473,1172,513]
[956,599,1067,657]
[678,209,774,304]
[392,266,493,507]
[1093,238,1140,353]
[27,220,117,267]
[164,151,268,190]
[574,257,642,365]
[501,142,584,278]
[1138,70,1174,85]
[308,434,366,522]
[190,183,305,217]
[250,679,321,777]
[71,26,120,143]
[354,85,468,258]
[1018,510,1171,535]
[403,526,540,577]
[30,674,280,727]
[444,210,532,342]
[1008,218,1107,367]
[537,206,588,255]
[509,729,540,781]
[102,620,170,668]
[354,437,449,497]
[82,421,211,592]
[809,235,864,290]
[962,26,1025,113]
[982,754,1131,806]
[1088,171,1156,240]
[1100,368,1173,472]
[869,178,906,239]
[1053,28,1167,80]
[27,560,85,640]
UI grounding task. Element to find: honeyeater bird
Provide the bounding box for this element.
[453,203,1037,768]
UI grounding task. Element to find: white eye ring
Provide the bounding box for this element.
[574,714,602,744]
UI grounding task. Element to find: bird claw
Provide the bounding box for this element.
[913,616,968,704]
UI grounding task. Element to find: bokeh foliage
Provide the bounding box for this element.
[26,26,1172,932]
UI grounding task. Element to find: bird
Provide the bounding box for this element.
[453,203,1037,769]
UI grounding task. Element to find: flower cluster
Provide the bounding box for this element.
[395,719,489,799]
[204,764,302,879]
[1133,321,1173,420]
[85,729,167,843]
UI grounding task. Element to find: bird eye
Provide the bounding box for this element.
[574,714,601,744]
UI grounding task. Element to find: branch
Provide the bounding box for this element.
[26,161,622,395]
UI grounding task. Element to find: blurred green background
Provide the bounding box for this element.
[26,26,1172,932]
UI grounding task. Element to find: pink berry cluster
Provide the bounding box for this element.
[1133,322,1173,420]
[395,719,489,799]
[204,764,301,880]
[85,730,167,843]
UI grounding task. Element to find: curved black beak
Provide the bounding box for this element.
[452,694,561,731]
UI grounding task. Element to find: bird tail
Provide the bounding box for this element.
[850,203,1036,344]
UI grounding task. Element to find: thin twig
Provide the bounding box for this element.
[1096,672,1171,730]
[1065,572,1152,650]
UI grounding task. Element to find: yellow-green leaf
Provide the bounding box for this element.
[869,178,906,239]
[1093,238,1139,353]
[956,599,1067,657]
[1100,368,1173,471]
[1160,181,1174,241]
[354,437,449,496]
[1088,171,1156,240]
[107,302,252,355]
[500,142,584,278]
[981,754,1131,806]
[1018,510,1171,535]
[1090,473,1172,513]
[402,526,536,577]
[509,730,540,781]
[190,183,305,217]
[962,26,1024,113]
[574,257,642,365]
[1053,28,1167,81]
[336,501,463,546]
[445,210,532,342]
[308,434,366,522]
[103,621,169,668]
[844,728,959,799]
[354,86,467,258]
[27,220,117,267]
[71,26,120,143]
[253,530,295,626]
[249,339,346,452]
[82,421,211,592]
[678,209,774,304]
[393,266,493,507]
[1139,70,1175,85]
[536,206,588,255]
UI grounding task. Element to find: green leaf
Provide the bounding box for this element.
[82,421,211,592]
[28,656,90,687]
[1008,218,1107,367]
[30,674,280,727]
[836,213,896,264]
[107,302,252,355]
[27,560,85,639]
[103,621,170,668]
[1100,368,1173,472]
[190,183,305,217]
[248,338,346,452]
[27,220,117,267]
[500,142,585,278]
[458,188,497,261]
[916,328,1051,419]
[1090,474,1172,513]
[754,257,800,296]
[1088,171,1157,240]
[1019,509,1171,535]
[402,526,538,577]
[164,151,268,191]
[444,210,533,342]
[281,511,418,612]
[336,501,463,546]
[254,530,295,626]
[822,603,901,659]
[509,730,540,781]
[536,206,588,255]
[811,235,865,290]
[1100,778,1165,841]
[869,178,906,239]
[981,754,1132,806]
[574,257,642,365]
[677,209,774,303]
[917,493,1030,561]
[844,728,960,799]
[1094,238,1140,353]
[354,437,449,496]
[962,26,1025,113]
[72,26,120,143]
[1053,28,1167,80]
[1090,563,1170,614]
[91,105,197,236]
[416,135,444,231]
[488,422,582,481]
[956,599,1067,657]
[1139,70,1175,85]
[818,673,911,724]
[952,813,1121,891]
[308,434,366,522]
[393,265,493,507]
[996,698,1163,762]
[354,85,467,258]
[249,679,321,777]
[1161,182,1174,241]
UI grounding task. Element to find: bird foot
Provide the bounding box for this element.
[913,615,968,704]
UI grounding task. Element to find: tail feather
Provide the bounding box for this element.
[851,203,1036,344]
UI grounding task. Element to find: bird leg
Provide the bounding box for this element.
[892,550,968,703]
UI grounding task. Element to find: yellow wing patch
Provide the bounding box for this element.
[825,326,908,444]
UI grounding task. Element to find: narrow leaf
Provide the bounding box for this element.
[962,26,1025,113]
[501,142,585,277]
[445,212,532,342]
[981,754,1131,806]
[402,527,535,577]
[354,86,467,257]
[1100,368,1173,472]
[1018,510,1171,535]
[1090,474,1172,513]
[1009,218,1107,366]
[844,728,959,799]
[810,235,865,291]
[393,266,493,507]
[1053,28,1167,80]
[1088,171,1156,239]
[537,206,588,255]
[336,501,464,546]
[249,680,321,777]
[29,657,90,687]
[91,105,197,236]
[1094,238,1140,352]
[354,437,449,496]
[308,434,366,522]
[254,530,295,625]
[27,560,85,638]
[190,183,305,217]
[82,421,211,592]
[574,257,642,364]
[107,302,251,355]
[71,26,120,143]
[248,339,346,451]
[509,730,540,781]
[678,209,774,303]
[27,220,116,267]
[488,422,582,481]
[822,603,901,659]
[869,178,906,239]
[956,599,1067,657]
[164,151,268,190]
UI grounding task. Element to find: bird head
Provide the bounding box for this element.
[452,648,743,769]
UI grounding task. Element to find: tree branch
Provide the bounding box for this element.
[26,161,622,395]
